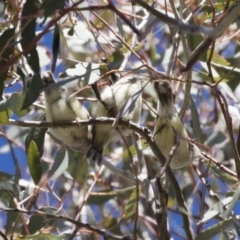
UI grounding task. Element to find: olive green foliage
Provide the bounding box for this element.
[0,0,240,239]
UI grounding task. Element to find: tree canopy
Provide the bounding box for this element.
[0,0,240,240]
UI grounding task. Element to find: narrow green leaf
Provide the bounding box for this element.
[0,171,12,182]
[40,206,58,215]
[25,124,48,158]
[116,14,125,39]
[0,181,19,199]
[0,110,11,124]
[187,34,204,56]
[22,72,43,110]
[199,196,232,224]
[26,140,42,184]
[104,217,118,229]
[0,92,30,117]
[88,186,135,205]
[123,187,140,220]
[21,0,40,72]
[195,218,234,240]
[200,4,214,14]
[22,207,58,235]
[208,51,230,66]
[120,44,144,54]
[88,193,116,205]
[67,148,88,184]
[189,96,204,143]
[178,205,191,216]
[0,28,15,97]
[206,161,237,185]
[224,183,240,218]
[0,197,9,208]
[14,233,72,240]
[67,150,88,184]
[52,23,60,73]
[22,215,47,235]
[48,145,68,179]
[5,208,20,235]
[122,140,148,160]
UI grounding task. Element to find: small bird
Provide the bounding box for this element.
[87,77,142,165]
[153,80,199,169]
[42,71,90,152]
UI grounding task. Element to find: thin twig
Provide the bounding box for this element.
[216,91,240,179]
[8,117,193,240]
[0,231,8,240]
[182,4,240,72]
[156,177,171,240]
[133,0,212,37]
[107,0,141,37]
[69,166,104,240]
[0,0,86,76]
[0,207,131,240]
[201,152,237,179]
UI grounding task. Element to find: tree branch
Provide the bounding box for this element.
[8,117,193,239]
[0,207,131,240]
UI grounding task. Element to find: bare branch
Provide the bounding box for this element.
[0,207,132,240]
[133,0,212,39]
[182,5,240,72]
[8,117,193,239]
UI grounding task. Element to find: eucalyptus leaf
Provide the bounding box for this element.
[21,0,39,72]
[123,187,140,220]
[0,92,30,117]
[199,196,232,224]
[67,150,88,184]
[0,181,19,199]
[189,96,204,142]
[122,140,148,160]
[87,192,117,205]
[116,14,125,39]
[0,171,12,182]
[48,145,68,180]
[26,140,42,185]
[195,218,234,240]
[22,72,43,110]
[14,233,72,240]
[224,183,240,218]
[207,161,237,185]
[208,51,230,66]
[40,206,59,215]
[22,214,47,235]
[0,28,15,96]
[0,109,11,124]
[25,124,48,158]
[52,23,60,73]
